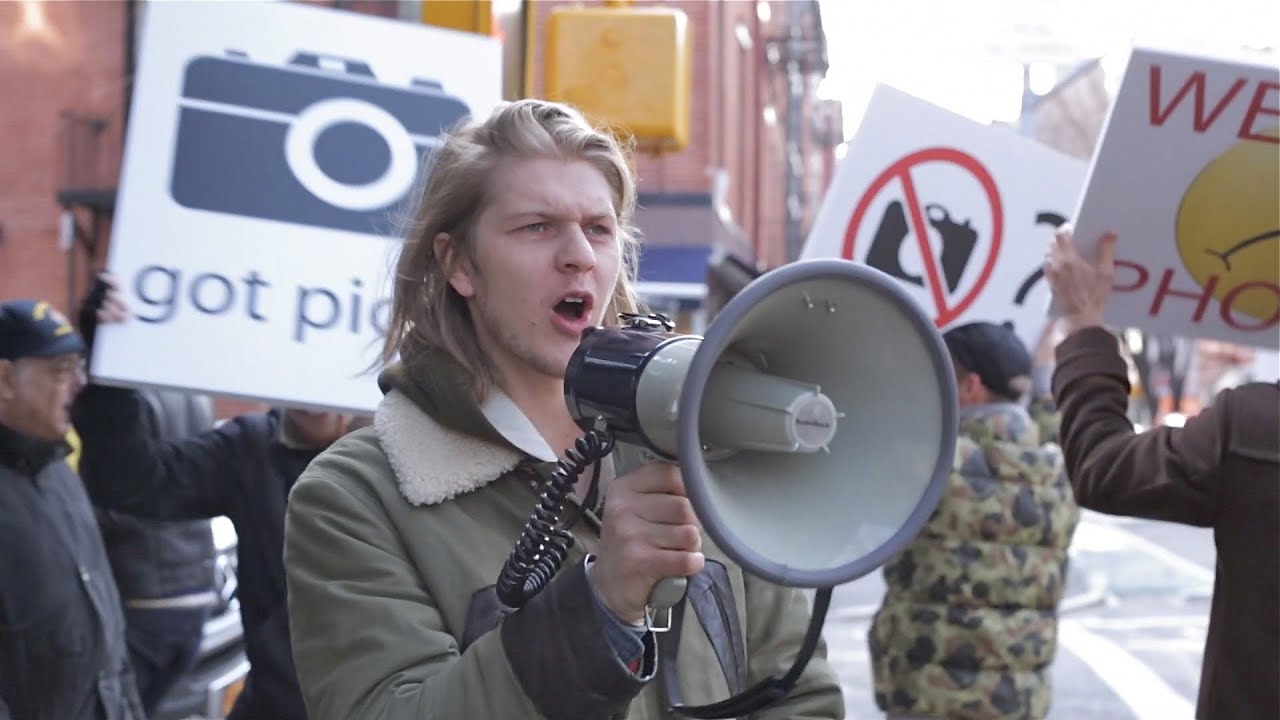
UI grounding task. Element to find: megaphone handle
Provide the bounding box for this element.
[648,576,688,611]
[635,450,691,611]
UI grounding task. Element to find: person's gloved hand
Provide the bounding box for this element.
[76,273,129,352]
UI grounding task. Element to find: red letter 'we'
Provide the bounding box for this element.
[1148,65,1248,132]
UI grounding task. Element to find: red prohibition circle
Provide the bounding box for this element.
[842,147,1004,327]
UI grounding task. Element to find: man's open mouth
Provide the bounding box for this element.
[554,293,592,321]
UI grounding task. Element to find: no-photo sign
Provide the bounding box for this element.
[844,147,1003,328]
[803,84,1087,351]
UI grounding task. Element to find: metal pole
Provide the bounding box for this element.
[1019,62,1036,138]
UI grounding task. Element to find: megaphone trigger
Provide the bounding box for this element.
[647,576,689,624]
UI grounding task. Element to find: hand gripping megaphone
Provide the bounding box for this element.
[497,258,958,718]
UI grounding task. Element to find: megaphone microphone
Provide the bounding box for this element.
[497,258,958,718]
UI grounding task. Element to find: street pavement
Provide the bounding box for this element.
[822,510,1213,719]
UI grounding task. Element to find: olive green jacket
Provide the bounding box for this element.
[284,356,844,719]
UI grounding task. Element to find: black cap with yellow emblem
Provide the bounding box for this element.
[0,299,87,361]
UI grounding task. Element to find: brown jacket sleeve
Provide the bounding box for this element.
[1051,326,1222,526]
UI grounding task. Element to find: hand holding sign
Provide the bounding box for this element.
[75,273,129,352]
[1045,228,1118,335]
[94,275,130,326]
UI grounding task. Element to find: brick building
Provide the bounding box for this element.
[1,0,126,312]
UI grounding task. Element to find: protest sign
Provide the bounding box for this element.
[1070,46,1279,348]
[96,0,502,411]
[802,84,1087,350]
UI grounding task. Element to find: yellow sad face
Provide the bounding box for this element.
[1176,126,1280,322]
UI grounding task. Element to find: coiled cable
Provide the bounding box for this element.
[496,428,615,609]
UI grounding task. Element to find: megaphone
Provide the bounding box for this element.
[497,258,957,718]
[566,257,957,593]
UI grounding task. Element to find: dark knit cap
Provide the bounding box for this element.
[943,321,1032,399]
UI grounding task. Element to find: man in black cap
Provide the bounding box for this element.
[869,320,1079,720]
[0,298,146,720]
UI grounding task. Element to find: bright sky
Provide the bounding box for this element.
[816,0,1280,139]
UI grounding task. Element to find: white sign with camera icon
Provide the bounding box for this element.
[94,0,502,412]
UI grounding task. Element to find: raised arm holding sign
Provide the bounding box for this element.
[1044,224,1279,720]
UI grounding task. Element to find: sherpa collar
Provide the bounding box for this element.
[373,390,519,506]
[373,355,561,507]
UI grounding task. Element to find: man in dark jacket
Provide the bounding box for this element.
[0,298,145,720]
[1045,228,1279,719]
[93,388,219,714]
[72,279,355,720]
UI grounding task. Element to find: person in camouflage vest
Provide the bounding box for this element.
[869,321,1080,719]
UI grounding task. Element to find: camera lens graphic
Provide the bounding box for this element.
[285,97,418,212]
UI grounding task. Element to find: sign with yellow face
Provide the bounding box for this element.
[1070,46,1279,349]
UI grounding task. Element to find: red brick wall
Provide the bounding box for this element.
[0,0,125,311]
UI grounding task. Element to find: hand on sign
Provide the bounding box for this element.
[1045,227,1116,335]
[96,274,129,325]
[76,272,130,351]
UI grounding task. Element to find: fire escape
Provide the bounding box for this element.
[55,110,116,313]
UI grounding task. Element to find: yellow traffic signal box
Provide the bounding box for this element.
[421,0,494,36]
[543,6,691,152]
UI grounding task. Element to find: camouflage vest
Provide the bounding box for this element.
[869,403,1079,720]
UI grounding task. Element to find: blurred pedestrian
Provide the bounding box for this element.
[0,298,146,720]
[91,387,220,715]
[870,320,1079,720]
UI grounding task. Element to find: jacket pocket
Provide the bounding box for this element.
[0,607,93,716]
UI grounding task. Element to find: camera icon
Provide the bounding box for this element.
[170,51,471,236]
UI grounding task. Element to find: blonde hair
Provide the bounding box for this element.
[380,99,642,402]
